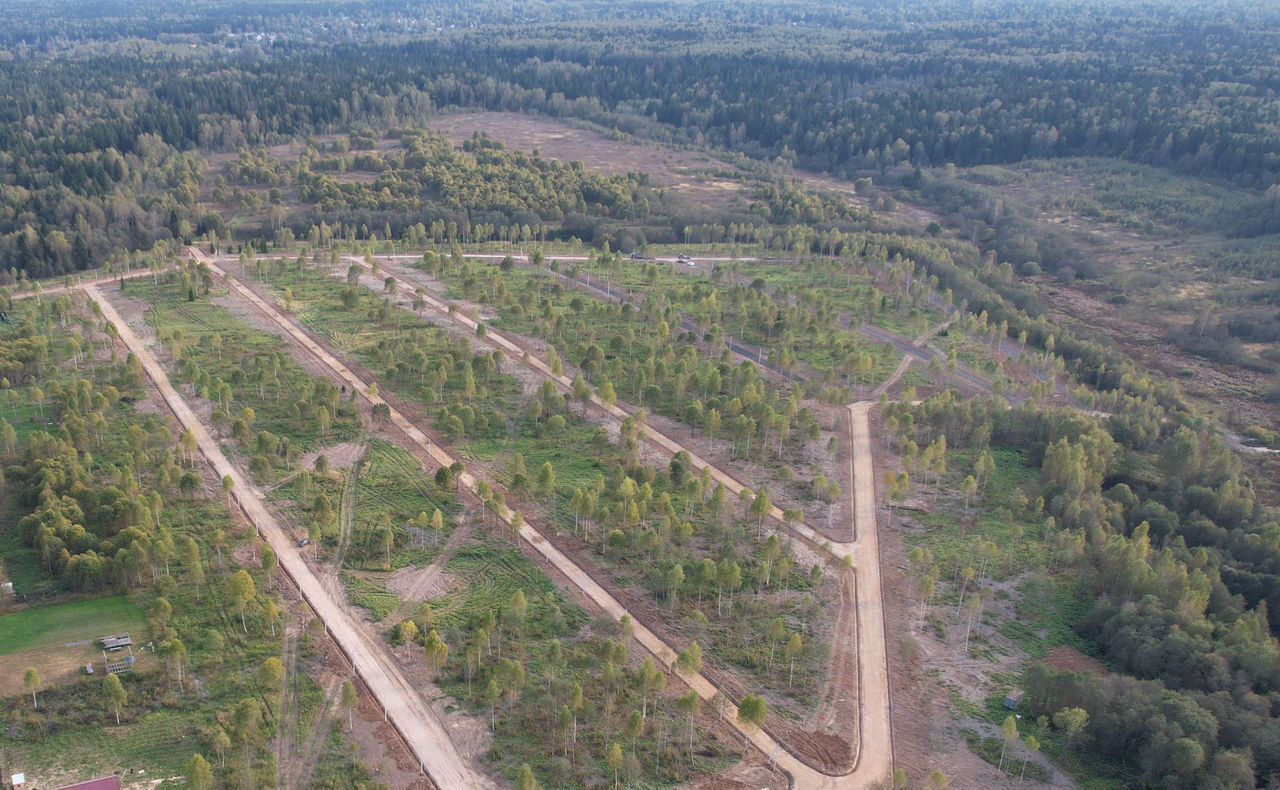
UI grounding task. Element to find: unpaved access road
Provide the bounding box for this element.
[220,252,892,788]
[346,255,844,550]
[85,283,490,790]
[10,265,168,301]
[194,252,894,788]
[844,402,894,787]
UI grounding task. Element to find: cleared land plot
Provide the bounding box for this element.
[0,596,144,656]
[0,597,150,697]
[942,157,1280,486]
[428,111,752,210]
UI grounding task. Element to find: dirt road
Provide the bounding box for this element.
[343,255,840,550]
[192,254,890,787]
[85,283,490,790]
[10,266,167,301]
[844,402,894,786]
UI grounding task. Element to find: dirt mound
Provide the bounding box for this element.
[789,730,852,772]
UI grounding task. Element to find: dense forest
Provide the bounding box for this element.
[894,387,1280,785]
[2,0,1279,276]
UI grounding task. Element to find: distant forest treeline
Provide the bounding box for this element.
[0,0,1278,277]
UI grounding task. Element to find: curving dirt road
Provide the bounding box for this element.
[85,283,489,790]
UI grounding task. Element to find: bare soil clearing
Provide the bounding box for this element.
[427,110,952,231]
[384,521,473,608]
[949,163,1280,497]
[299,441,366,473]
[428,111,751,211]
[796,171,944,228]
[0,643,154,698]
[1044,645,1108,675]
[882,493,1071,788]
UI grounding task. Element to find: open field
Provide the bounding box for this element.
[0,596,144,655]
[0,597,151,698]
[922,157,1280,464]
[425,111,943,230]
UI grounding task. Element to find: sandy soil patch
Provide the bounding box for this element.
[385,563,455,602]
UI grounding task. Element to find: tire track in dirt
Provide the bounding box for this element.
[333,448,366,574]
[276,616,302,784]
[287,675,343,790]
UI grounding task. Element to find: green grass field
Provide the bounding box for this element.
[0,596,145,656]
[0,505,49,597]
[341,572,399,621]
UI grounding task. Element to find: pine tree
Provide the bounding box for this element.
[186,754,214,790]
